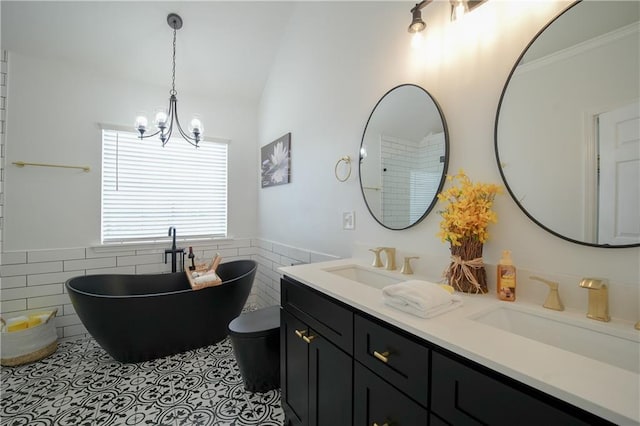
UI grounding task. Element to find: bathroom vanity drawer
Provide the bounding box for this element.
[354,362,428,426]
[281,276,353,354]
[354,313,429,407]
[431,351,610,426]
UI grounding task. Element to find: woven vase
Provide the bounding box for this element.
[446,237,488,294]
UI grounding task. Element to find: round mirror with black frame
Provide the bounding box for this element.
[359,84,449,230]
[495,1,639,248]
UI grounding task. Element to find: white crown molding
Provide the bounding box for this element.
[515,22,639,76]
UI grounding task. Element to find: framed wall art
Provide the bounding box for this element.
[261,132,291,188]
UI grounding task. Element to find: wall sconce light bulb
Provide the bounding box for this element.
[408,20,426,34]
[454,3,466,19]
[408,5,426,33]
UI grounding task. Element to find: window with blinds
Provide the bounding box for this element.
[101,129,228,243]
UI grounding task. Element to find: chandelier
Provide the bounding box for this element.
[135,13,203,147]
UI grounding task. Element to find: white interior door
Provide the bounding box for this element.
[598,101,640,245]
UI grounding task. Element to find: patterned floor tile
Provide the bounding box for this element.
[1,336,283,425]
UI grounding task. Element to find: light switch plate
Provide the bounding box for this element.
[343,211,355,230]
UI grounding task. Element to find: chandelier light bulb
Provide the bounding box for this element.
[135,115,148,133]
[189,117,203,135]
[154,110,169,129]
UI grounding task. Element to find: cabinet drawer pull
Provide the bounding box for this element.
[372,423,389,426]
[373,350,390,363]
[295,329,307,338]
[302,334,316,344]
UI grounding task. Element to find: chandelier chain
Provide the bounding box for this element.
[171,26,177,96]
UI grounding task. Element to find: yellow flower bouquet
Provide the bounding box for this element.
[437,170,502,293]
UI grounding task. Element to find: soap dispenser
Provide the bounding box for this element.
[497,250,516,301]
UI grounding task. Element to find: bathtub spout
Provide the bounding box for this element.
[165,227,183,272]
[168,226,177,250]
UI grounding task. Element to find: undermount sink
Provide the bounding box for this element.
[323,265,403,289]
[471,305,640,373]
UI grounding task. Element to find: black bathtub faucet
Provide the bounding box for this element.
[169,226,177,250]
[165,226,184,273]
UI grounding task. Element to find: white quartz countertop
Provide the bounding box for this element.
[279,258,640,425]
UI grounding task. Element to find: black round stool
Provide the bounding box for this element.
[228,305,280,392]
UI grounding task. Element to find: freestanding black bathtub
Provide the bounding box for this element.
[66,259,257,363]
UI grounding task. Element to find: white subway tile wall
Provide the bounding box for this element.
[0,237,338,341]
[381,132,445,228]
[245,239,338,308]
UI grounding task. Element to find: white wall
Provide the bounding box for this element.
[258,2,639,318]
[3,51,258,250]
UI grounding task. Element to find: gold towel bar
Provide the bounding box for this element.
[12,161,90,172]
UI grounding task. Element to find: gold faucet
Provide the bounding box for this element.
[530,276,564,311]
[579,278,610,322]
[635,321,640,330]
[380,247,396,271]
[368,247,384,267]
[401,256,419,275]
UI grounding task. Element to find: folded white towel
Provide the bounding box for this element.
[194,273,221,285]
[382,280,463,319]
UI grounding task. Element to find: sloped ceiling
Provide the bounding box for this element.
[1,1,295,102]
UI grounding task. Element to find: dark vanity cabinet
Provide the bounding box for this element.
[429,351,610,426]
[354,362,428,425]
[281,276,614,426]
[280,276,353,426]
[354,314,429,425]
